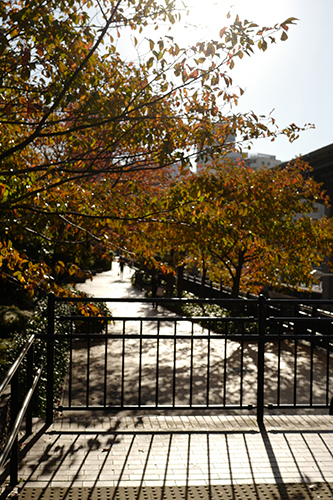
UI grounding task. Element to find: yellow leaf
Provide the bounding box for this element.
[59,61,67,74]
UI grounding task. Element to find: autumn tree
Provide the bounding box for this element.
[146,159,333,297]
[0,0,306,299]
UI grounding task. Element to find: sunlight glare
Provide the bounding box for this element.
[182,0,293,41]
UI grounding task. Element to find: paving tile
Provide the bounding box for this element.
[3,414,333,490]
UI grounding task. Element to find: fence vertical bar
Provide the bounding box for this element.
[240,321,244,408]
[223,321,227,407]
[189,322,194,407]
[293,334,298,406]
[68,318,73,408]
[257,294,266,425]
[206,320,211,407]
[104,318,108,407]
[86,326,91,408]
[47,292,55,426]
[172,320,177,407]
[138,320,143,407]
[156,320,160,407]
[326,335,330,407]
[277,322,281,407]
[121,320,126,408]
[309,305,317,407]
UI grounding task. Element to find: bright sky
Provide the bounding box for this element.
[114,0,332,162]
[177,0,333,161]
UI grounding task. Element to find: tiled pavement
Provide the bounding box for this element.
[1,413,333,491]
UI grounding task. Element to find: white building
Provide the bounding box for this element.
[245,152,281,170]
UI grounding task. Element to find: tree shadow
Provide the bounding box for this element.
[62,319,333,412]
[3,424,333,500]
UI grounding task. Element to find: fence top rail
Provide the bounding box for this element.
[56,314,333,323]
[57,314,258,322]
[267,298,333,305]
[0,333,35,396]
[39,332,261,341]
[50,295,256,304]
[49,293,333,306]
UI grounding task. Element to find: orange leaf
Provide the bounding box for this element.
[219,27,227,38]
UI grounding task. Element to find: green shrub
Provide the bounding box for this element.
[0,294,109,417]
[163,291,258,335]
[72,299,110,334]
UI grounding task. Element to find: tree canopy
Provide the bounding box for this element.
[145,159,332,297]
[0,0,316,301]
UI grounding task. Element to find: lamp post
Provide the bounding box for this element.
[311,269,333,301]
[310,269,333,280]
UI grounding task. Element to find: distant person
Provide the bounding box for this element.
[119,258,125,279]
[151,273,161,309]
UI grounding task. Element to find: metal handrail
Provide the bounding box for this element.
[0,334,44,486]
[0,363,43,468]
[0,334,35,395]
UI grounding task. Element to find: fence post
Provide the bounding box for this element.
[257,294,266,425]
[46,292,55,426]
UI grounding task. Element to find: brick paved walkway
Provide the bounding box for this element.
[1,413,333,491]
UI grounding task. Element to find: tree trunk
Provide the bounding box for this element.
[231,270,241,298]
[231,251,245,299]
[177,264,184,298]
[165,272,175,295]
[200,253,207,298]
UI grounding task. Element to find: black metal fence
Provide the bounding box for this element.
[182,273,323,300]
[2,294,333,485]
[46,294,333,425]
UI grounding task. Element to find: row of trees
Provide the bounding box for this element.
[127,159,333,297]
[0,0,329,304]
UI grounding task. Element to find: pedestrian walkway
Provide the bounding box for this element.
[1,264,333,498]
[1,413,333,496]
[75,262,148,317]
